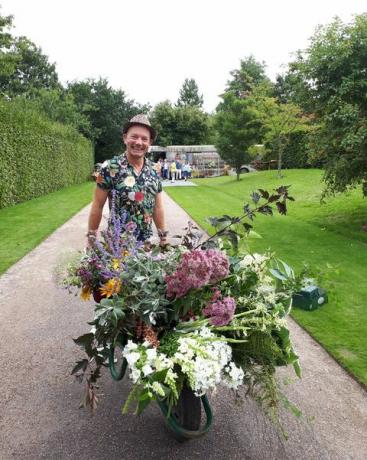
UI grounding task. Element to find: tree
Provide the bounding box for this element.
[68,78,149,162]
[256,97,311,177]
[214,92,262,180]
[286,14,367,196]
[149,101,176,146]
[225,55,273,98]
[0,10,18,82]
[16,88,92,135]
[150,101,209,146]
[0,36,60,96]
[176,78,204,108]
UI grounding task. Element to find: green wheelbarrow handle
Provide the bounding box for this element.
[157,394,213,439]
[109,344,128,381]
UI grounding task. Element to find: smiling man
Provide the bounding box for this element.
[86,114,168,245]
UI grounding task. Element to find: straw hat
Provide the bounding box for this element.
[122,114,157,141]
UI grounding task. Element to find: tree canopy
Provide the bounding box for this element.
[176,78,204,108]
[150,100,209,146]
[280,14,367,195]
[224,55,273,98]
[214,92,262,180]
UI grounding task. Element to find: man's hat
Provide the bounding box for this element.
[122,114,157,141]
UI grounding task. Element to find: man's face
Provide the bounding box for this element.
[123,125,151,161]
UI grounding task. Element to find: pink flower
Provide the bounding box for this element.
[203,296,236,326]
[165,249,229,299]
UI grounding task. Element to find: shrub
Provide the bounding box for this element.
[0,99,94,208]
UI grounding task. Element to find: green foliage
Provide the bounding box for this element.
[150,100,210,146]
[165,170,367,385]
[214,92,262,180]
[255,96,311,176]
[0,99,93,208]
[0,9,18,80]
[67,78,149,162]
[0,35,60,96]
[225,55,273,98]
[176,78,204,108]
[262,131,323,169]
[285,14,367,195]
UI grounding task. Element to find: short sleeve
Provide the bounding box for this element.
[96,162,113,190]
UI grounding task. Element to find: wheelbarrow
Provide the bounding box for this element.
[109,344,213,441]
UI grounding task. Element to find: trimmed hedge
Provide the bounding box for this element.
[0,99,94,208]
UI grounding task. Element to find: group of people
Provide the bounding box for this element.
[154,158,192,183]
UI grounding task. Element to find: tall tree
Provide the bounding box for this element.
[288,14,367,196]
[256,96,311,177]
[150,100,209,146]
[214,92,262,180]
[225,55,273,98]
[0,36,60,96]
[0,10,18,81]
[176,78,204,108]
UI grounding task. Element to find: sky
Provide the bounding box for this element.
[1,0,366,112]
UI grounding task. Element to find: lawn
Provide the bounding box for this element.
[165,169,367,386]
[0,181,95,275]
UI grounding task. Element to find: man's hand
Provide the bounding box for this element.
[85,229,98,249]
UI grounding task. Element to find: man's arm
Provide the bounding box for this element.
[152,192,168,244]
[86,186,109,245]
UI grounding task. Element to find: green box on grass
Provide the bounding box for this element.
[292,285,328,311]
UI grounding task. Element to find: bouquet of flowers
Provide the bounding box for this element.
[65,187,302,425]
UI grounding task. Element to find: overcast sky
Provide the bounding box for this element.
[1,0,366,112]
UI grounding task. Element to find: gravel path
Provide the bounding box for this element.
[0,192,366,460]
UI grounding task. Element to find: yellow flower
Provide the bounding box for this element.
[121,250,130,258]
[99,278,121,298]
[124,175,136,187]
[80,286,91,301]
[111,258,120,270]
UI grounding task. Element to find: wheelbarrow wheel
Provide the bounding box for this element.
[171,382,201,440]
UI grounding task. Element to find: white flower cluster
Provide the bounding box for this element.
[239,253,268,273]
[121,327,245,398]
[122,340,174,386]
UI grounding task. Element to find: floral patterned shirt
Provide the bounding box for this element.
[96,153,162,241]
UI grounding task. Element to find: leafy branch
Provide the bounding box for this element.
[195,186,294,251]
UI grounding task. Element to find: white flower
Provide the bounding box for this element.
[124,340,138,351]
[130,368,141,383]
[124,175,136,187]
[142,364,153,376]
[101,160,109,168]
[125,351,140,366]
[146,348,157,361]
[224,362,244,390]
[128,191,135,200]
[239,253,267,268]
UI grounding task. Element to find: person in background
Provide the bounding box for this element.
[182,162,189,181]
[170,160,177,183]
[163,159,169,180]
[175,158,182,180]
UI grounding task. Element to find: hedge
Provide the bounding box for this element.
[0,99,94,208]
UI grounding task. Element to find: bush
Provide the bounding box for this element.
[261,132,323,169]
[0,99,94,208]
